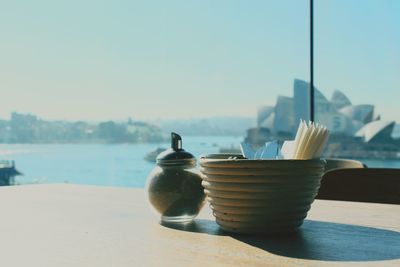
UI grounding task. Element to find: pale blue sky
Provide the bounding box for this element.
[0,0,399,121]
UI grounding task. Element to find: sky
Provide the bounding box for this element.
[0,0,399,121]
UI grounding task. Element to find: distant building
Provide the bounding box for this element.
[293,79,310,123]
[339,105,374,124]
[257,79,396,143]
[331,90,352,110]
[274,96,295,134]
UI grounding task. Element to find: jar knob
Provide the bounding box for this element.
[171,132,183,151]
[156,132,195,165]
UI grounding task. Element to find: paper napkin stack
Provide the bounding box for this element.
[281,120,329,159]
[240,120,329,160]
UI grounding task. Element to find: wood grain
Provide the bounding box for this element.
[0,184,398,267]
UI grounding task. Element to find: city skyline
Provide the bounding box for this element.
[0,0,399,121]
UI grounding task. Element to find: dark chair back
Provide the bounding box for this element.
[317,168,400,205]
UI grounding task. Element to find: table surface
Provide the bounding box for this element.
[0,184,398,267]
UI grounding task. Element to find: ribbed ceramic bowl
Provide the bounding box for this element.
[200,154,326,234]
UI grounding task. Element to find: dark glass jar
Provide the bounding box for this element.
[146,133,205,223]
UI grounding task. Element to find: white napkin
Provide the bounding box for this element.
[240,120,329,160]
[282,120,329,159]
[240,140,279,159]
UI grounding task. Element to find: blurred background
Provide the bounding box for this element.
[0,0,399,187]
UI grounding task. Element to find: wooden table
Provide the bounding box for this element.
[0,184,398,267]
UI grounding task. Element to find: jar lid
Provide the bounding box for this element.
[156,132,196,166]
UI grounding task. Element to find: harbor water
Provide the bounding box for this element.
[0,136,399,188]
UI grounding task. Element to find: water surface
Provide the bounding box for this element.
[1,136,398,188]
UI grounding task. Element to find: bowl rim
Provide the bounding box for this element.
[200,153,324,161]
[200,153,326,168]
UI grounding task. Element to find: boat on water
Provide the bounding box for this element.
[219,145,241,154]
[144,148,166,162]
[0,161,22,186]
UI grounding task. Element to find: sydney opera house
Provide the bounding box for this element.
[255,79,400,157]
[257,79,396,144]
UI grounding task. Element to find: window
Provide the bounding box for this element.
[0,0,398,187]
[314,0,400,167]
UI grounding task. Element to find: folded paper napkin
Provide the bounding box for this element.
[240,140,280,160]
[240,120,329,160]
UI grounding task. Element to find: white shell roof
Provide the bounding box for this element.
[339,104,374,122]
[331,90,352,109]
[355,120,395,142]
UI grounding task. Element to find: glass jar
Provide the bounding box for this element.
[146,133,205,223]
